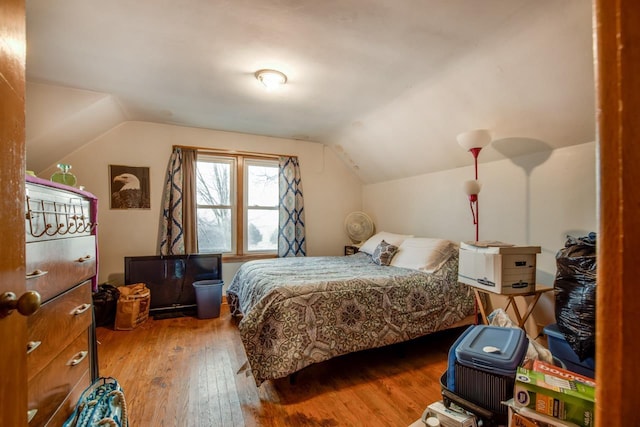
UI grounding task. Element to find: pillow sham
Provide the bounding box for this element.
[390,237,457,272]
[371,240,399,266]
[359,231,413,255]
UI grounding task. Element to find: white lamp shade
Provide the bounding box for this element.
[463,179,482,196]
[457,129,492,151]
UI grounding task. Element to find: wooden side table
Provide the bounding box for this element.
[472,284,554,328]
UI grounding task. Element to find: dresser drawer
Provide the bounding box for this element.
[26,235,96,302]
[28,332,91,426]
[27,281,92,382]
[44,369,91,427]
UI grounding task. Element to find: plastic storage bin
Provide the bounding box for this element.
[455,325,528,375]
[440,372,502,427]
[445,325,527,422]
[192,280,224,319]
[543,323,595,378]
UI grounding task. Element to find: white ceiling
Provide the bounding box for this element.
[25,0,595,183]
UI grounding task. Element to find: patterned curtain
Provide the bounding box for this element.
[159,147,198,255]
[278,156,306,257]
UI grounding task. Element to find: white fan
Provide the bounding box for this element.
[344,211,375,246]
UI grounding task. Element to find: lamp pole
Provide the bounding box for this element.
[457,129,491,243]
[470,148,481,241]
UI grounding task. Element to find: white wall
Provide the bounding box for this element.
[41,121,363,286]
[363,142,597,330]
[39,122,595,330]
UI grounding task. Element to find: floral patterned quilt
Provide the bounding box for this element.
[227,252,475,385]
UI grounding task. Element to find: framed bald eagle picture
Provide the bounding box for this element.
[109,165,151,209]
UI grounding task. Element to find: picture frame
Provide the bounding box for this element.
[109,165,151,209]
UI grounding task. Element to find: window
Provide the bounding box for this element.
[195,157,234,253]
[245,159,279,252]
[196,154,279,257]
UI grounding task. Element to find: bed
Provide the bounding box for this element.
[227,234,476,386]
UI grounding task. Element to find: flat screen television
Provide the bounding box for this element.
[124,253,222,314]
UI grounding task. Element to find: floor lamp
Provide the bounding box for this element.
[457,129,492,242]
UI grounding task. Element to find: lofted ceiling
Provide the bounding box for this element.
[25,0,595,183]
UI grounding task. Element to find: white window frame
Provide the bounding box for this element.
[196,153,278,259]
[196,155,237,254]
[243,158,279,254]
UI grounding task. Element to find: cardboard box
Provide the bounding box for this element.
[532,360,596,388]
[513,365,595,427]
[504,399,580,427]
[512,413,539,427]
[458,241,541,294]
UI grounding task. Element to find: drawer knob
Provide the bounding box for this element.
[66,350,88,366]
[77,255,92,262]
[26,340,42,354]
[71,303,92,315]
[26,269,48,279]
[0,291,41,319]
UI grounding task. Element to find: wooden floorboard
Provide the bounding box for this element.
[96,301,465,426]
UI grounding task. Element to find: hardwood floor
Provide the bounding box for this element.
[96,301,466,426]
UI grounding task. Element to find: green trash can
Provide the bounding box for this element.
[192,280,223,319]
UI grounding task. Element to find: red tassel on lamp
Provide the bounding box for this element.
[458,130,491,242]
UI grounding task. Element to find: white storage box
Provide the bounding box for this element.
[458,242,541,294]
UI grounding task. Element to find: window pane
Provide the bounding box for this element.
[196,161,231,205]
[197,208,232,253]
[247,209,278,252]
[247,163,278,207]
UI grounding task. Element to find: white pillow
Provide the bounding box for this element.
[359,231,413,255]
[390,237,457,272]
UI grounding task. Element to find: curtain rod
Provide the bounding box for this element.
[173,145,297,160]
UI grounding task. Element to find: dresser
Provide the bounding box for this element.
[25,177,99,426]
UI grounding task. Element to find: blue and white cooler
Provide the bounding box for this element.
[443,325,528,422]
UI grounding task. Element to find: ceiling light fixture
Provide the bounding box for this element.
[255,69,287,90]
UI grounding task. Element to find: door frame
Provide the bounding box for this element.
[593,0,640,425]
[0,0,28,425]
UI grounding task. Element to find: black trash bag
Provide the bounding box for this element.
[554,232,597,361]
[93,284,120,327]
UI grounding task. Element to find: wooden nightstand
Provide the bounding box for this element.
[344,245,359,255]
